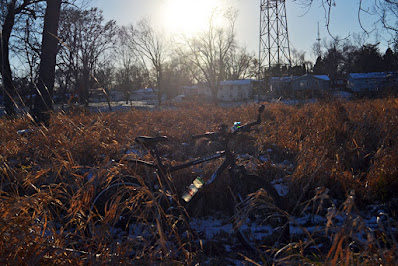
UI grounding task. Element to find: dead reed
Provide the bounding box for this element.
[0,98,397,263]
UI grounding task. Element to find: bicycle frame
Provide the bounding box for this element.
[127,149,229,185]
[128,104,265,198]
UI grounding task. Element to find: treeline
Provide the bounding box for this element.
[1,1,398,124]
[1,2,259,123]
[268,39,398,80]
[1,0,62,123]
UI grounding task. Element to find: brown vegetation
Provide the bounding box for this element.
[1,98,397,263]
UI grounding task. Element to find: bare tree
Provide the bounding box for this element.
[178,9,237,103]
[295,0,398,39]
[162,54,196,98]
[57,7,117,105]
[225,46,256,80]
[113,28,142,103]
[1,0,44,116]
[124,19,168,105]
[371,1,398,33]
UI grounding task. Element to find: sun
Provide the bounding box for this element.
[161,0,221,35]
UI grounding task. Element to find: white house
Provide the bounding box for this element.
[183,80,255,102]
[217,80,254,101]
[131,88,157,100]
[182,84,212,99]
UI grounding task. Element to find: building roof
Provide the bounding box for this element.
[313,75,330,81]
[220,79,253,86]
[135,88,156,93]
[183,80,254,89]
[293,75,330,81]
[270,76,298,82]
[348,72,398,79]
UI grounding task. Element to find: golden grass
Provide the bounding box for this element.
[1,98,398,263]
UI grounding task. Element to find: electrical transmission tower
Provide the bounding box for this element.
[259,0,291,73]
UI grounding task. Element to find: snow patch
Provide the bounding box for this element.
[271,178,289,197]
[126,146,147,157]
[189,216,233,239]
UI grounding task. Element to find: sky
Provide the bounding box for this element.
[92,0,391,62]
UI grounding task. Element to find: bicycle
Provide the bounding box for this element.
[89,105,288,256]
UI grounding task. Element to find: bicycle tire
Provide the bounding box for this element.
[89,177,198,259]
[232,174,289,252]
[89,179,158,240]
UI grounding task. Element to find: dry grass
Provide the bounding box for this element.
[1,98,398,263]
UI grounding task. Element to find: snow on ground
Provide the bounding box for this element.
[189,216,234,240]
[271,178,289,197]
[88,100,156,112]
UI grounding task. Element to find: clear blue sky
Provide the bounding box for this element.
[91,0,390,61]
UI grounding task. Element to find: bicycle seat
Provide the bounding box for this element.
[135,136,168,147]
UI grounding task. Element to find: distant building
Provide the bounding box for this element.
[183,79,255,101]
[348,72,398,94]
[269,76,296,95]
[182,84,212,99]
[331,78,348,89]
[291,75,330,91]
[131,88,157,100]
[217,80,254,101]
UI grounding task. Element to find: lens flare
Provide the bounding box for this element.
[161,0,223,35]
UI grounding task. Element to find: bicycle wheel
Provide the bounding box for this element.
[89,177,198,259]
[90,179,157,239]
[232,174,289,252]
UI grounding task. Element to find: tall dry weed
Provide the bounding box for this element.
[1,99,397,263]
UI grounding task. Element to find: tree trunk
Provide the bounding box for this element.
[81,67,90,105]
[156,69,163,105]
[1,0,17,116]
[210,83,219,105]
[33,0,62,124]
[157,79,162,105]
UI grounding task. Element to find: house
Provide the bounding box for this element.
[217,80,254,101]
[269,76,297,97]
[182,84,212,99]
[131,88,157,100]
[348,72,398,94]
[291,75,330,91]
[183,79,255,101]
[332,78,348,89]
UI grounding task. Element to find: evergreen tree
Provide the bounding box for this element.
[351,44,383,73]
[383,48,397,72]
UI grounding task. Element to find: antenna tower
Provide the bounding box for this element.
[259,0,291,73]
[316,21,322,57]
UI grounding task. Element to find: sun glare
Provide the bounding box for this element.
[162,0,221,35]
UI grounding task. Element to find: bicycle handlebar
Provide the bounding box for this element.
[192,132,218,140]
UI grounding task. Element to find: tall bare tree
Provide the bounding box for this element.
[178,9,237,103]
[225,46,256,80]
[162,54,196,98]
[57,7,117,105]
[124,19,168,105]
[1,0,43,116]
[113,28,143,103]
[295,0,398,39]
